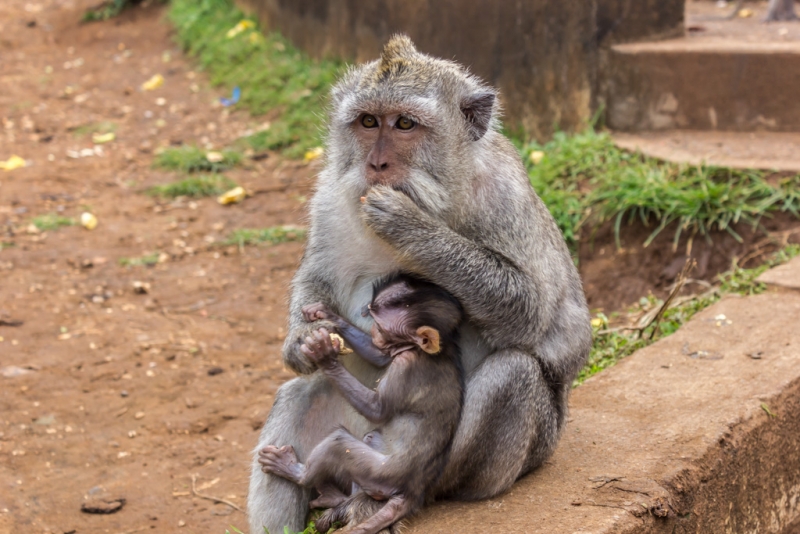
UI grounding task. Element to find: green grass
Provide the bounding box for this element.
[223,226,307,247]
[32,214,76,231]
[578,244,800,384]
[168,0,341,158]
[82,0,137,21]
[119,252,161,267]
[154,145,243,173]
[147,175,236,198]
[522,129,800,252]
[71,121,117,137]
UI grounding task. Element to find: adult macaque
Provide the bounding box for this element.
[248,35,592,534]
[258,274,464,534]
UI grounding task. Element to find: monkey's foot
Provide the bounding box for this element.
[258,445,304,484]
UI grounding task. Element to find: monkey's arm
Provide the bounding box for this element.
[303,303,392,367]
[283,259,339,374]
[362,186,543,346]
[302,329,387,423]
[336,322,392,368]
[323,364,386,423]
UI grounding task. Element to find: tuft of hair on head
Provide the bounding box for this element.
[380,34,418,65]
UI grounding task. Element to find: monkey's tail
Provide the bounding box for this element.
[314,492,405,534]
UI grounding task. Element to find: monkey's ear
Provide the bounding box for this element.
[461,92,496,141]
[415,326,441,354]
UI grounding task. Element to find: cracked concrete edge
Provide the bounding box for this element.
[407,261,800,533]
[757,255,800,291]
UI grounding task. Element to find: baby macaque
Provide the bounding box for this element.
[258,274,464,534]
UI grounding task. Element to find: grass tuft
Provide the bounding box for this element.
[168,0,341,158]
[223,226,306,247]
[578,244,800,385]
[71,121,117,137]
[32,214,76,231]
[147,175,236,198]
[119,252,161,267]
[82,0,139,21]
[154,145,243,173]
[523,130,800,252]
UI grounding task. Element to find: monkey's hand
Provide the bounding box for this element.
[361,185,435,244]
[299,328,341,370]
[283,320,338,374]
[301,302,339,324]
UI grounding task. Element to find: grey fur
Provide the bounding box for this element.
[248,35,591,534]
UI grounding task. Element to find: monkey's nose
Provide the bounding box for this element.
[367,149,389,172]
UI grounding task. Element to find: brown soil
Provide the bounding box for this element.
[0,1,798,533]
[578,211,800,313]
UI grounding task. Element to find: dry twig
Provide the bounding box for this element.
[190,473,244,513]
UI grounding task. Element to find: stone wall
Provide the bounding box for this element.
[237,0,684,140]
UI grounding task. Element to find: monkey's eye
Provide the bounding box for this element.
[396,116,415,130]
[361,115,378,128]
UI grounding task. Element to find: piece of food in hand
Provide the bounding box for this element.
[329,332,353,355]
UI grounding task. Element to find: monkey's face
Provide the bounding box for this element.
[327,36,498,220]
[354,112,425,188]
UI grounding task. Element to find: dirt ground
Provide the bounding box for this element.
[1,1,799,533]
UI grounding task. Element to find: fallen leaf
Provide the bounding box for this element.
[81,212,98,230]
[141,74,164,91]
[217,186,247,205]
[92,132,115,144]
[0,155,26,171]
[226,20,255,39]
[303,147,324,163]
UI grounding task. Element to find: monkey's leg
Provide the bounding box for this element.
[436,349,559,500]
[248,374,371,534]
[346,495,412,534]
[303,428,399,501]
[309,483,349,509]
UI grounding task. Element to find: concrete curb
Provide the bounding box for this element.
[407,262,800,533]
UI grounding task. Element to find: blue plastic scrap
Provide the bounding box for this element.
[220,86,241,107]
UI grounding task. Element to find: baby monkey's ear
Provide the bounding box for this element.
[415,326,441,354]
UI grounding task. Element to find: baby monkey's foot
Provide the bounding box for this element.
[258,445,304,484]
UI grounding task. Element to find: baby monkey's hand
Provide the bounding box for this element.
[301,302,338,323]
[299,328,341,369]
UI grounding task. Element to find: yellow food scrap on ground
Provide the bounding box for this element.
[217,186,247,205]
[303,147,324,164]
[738,8,754,17]
[0,155,26,171]
[92,132,115,144]
[529,150,545,165]
[81,212,98,230]
[226,20,255,39]
[205,151,224,163]
[141,74,164,91]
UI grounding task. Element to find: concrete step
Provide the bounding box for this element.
[612,130,800,171]
[606,38,800,132]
